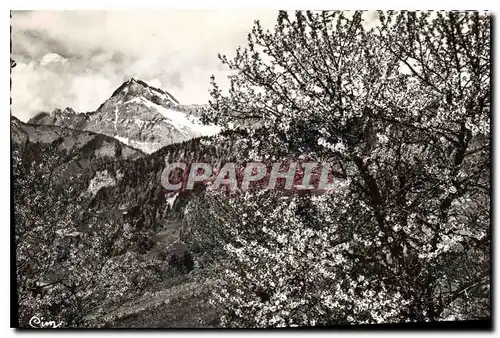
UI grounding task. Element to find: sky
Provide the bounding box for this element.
[10,10,279,121]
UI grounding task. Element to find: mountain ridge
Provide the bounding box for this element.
[27,78,219,154]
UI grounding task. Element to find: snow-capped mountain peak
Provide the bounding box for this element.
[99,78,179,112]
[28,78,220,154]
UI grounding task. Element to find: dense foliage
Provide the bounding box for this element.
[12,139,191,327]
[194,10,490,326]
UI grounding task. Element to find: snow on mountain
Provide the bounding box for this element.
[28,78,220,153]
[125,96,220,136]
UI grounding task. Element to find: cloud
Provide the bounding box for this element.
[11,10,278,121]
[40,52,67,66]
